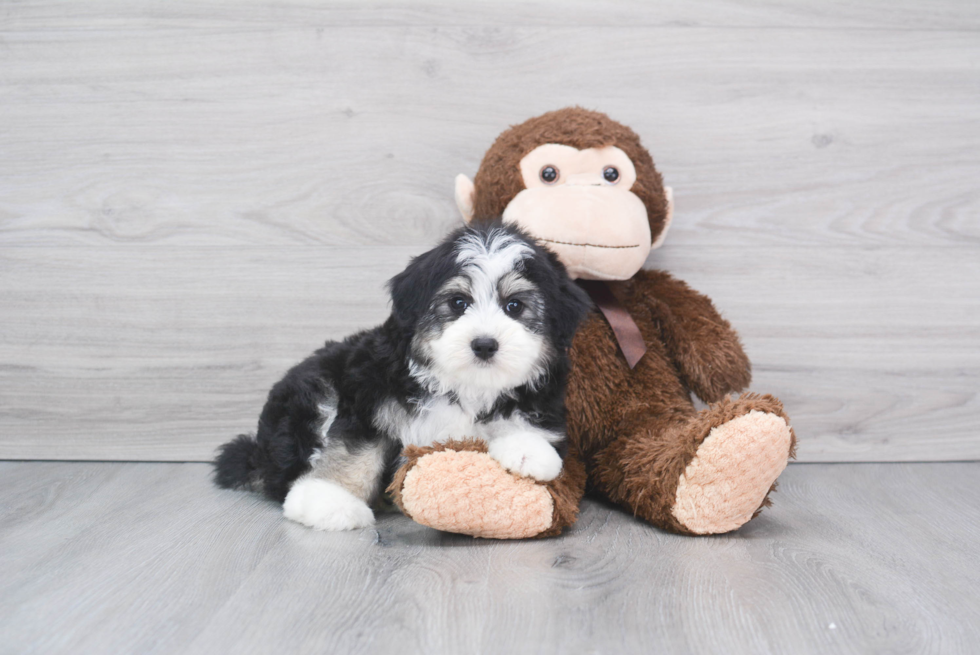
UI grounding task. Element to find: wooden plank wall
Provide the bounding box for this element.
[1,1,978,462]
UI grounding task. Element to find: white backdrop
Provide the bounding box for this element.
[1,0,978,461]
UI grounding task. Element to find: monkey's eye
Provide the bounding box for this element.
[449,297,470,314]
[539,165,559,184]
[504,299,524,317]
[603,166,620,184]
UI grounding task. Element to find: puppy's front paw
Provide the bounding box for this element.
[488,433,563,482]
[282,478,375,531]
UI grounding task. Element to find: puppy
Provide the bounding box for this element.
[213,222,590,531]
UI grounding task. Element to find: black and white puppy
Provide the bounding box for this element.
[214,222,590,531]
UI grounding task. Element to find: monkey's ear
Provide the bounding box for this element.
[651,186,674,250]
[455,174,476,223]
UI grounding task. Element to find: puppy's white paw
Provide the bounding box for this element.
[282,478,375,531]
[488,433,563,482]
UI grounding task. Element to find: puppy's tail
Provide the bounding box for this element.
[213,434,261,491]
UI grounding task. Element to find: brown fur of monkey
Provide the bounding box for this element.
[472,109,671,239]
[566,271,796,534]
[391,107,795,537]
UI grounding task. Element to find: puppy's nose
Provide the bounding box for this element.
[471,337,499,361]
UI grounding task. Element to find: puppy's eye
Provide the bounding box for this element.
[449,297,469,314]
[603,166,620,184]
[539,165,559,184]
[504,299,524,317]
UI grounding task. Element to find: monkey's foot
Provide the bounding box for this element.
[671,408,794,534]
[388,440,586,539]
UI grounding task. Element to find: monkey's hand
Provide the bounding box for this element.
[632,270,752,403]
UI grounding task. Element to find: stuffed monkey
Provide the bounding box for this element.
[389,108,796,538]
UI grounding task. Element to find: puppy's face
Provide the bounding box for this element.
[410,230,551,397]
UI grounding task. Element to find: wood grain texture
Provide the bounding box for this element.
[1,5,978,249]
[0,461,978,654]
[1,0,978,461]
[5,0,980,30]
[1,245,977,461]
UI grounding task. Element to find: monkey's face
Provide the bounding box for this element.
[502,144,651,281]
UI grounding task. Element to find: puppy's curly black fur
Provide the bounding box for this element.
[214,222,590,527]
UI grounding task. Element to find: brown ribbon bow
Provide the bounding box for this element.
[577,280,647,369]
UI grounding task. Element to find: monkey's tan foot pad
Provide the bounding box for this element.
[390,443,555,539]
[671,411,793,534]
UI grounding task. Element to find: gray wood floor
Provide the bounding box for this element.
[1,460,978,655]
[2,0,979,463]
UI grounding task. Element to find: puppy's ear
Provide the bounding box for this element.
[550,271,593,349]
[525,245,592,350]
[387,252,432,328]
[387,238,459,328]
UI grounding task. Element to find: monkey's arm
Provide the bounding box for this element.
[626,270,751,403]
